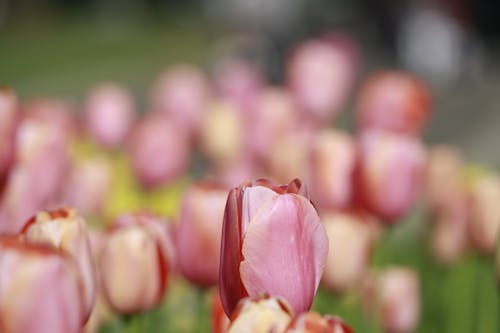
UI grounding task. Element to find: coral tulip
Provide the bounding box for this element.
[285,312,354,333]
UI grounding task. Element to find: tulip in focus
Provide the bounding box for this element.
[285,312,354,333]
[219,178,328,316]
[356,71,431,135]
[468,171,500,253]
[176,182,228,286]
[321,212,376,293]
[363,267,420,333]
[227,295,293,333]
[99,213,172,314]
[0,236,84,333]
[129,115,191,188]
[84,83,135,148]
[355,130,426,222]
[308,130,356,210]
[0,87,18,193]
[21,207,96,321]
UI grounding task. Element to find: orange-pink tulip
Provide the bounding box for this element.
[285,312,354,333]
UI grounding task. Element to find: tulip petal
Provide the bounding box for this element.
[241,186,280,235]
[240,194,328,314]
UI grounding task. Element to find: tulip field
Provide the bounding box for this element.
[0,21,499,333]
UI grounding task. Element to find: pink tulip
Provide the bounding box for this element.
[24,98,78,138]
[356,71,431,135]
[99,213,172,314]
[176,182,228,287]
[212,155,260,189]
[321,212,376,293]
[0,87,18,194]
[84,83,134,148]
[285,312,355,333]
[219,179,329,316]
[468,172,500,253]
[150,65,209,139]
[308,130,356,210]
[287,35,358,124]
[21,207,96,321]
[0,235,84,333]
[129,115,190,188]
[227,295,294,333]
[362,268,420,333]
[354,130,426,222]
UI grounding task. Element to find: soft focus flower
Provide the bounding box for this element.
[287,36,358,124]
[219,179,328,316]
[285,312,354,333]
[129,115,190,188]
[99,213,172,314]
[176,182,228,287]
[24,98,77,138]
[321,212,376,293]
[0,235,84,333]
[200,100,245,169]
[363,267,420,333]
[227,295,293,333]
[468,172,500,253]
[308,130,356,210]
[356,71,431,135]
[64,157,112,217]
[355,130,426,222]
[21,207,96,321]
[0,87,18,194]
[150,65,209,139]
[212,290,230,333]
[84,83,134,148]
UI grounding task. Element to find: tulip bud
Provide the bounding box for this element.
[356,71,431,135]
[228,295,294,333]
[468,172,500,253]
[285,312,354,333]
[219,179,329,316]
[0,87,18,193]
[287,36,358,124]
[362,267,420,333]
[176,182,228,286]
[321,212,376,293]
[99,213,172,314]
[200,100,245,169]
[308,130,356,210]
[355,130,426,222]
[84,83,134,148]
[129,115,190,188]
[212,289,230,333]
[150,65,208,139]
[0,235,84,333]
[21,207,96,321]
[24,98,77,139]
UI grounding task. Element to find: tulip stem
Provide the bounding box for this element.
[194,288,206,332]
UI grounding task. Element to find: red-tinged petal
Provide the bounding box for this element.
[241,186,280,235]
[240,194,328,314]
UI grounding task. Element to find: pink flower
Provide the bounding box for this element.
[176,182,228,287]
[0,87,18,194]
[84,83,134,148]
[285,312,355,333]
[356,71,431,135]
[355,130,426,222]
[219,179,328,316]
[0,235,84,333]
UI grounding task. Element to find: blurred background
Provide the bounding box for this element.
[1,0,500,165]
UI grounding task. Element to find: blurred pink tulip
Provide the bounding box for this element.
[287,36,358,124]
[468,172,500,253]
[355,130,426,222]
[84,83,134,148]
[150,65,209,139]
[212,290,230,333]
[21,207,96,321]
[64,157,112,216]
[212,155,260,189]
[0,235,84,333]
[0,87,18,194]
[356,71,431,135]
[321,212,376,293]
[176,182,228,287]
[227,295,293,333]
[363,268,420,333]
[99,213,172,314]
[285,312,354,333]
[24,98,78,138]
[308,130,356,210]
[129,115,190,188]
[219,179,328,316]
